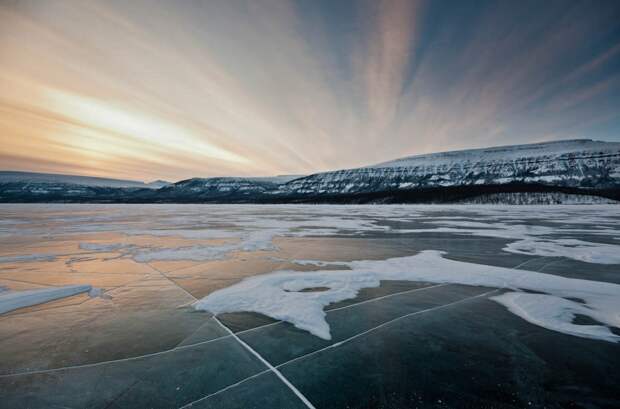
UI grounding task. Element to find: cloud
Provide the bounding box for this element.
[0,0,618,181]
[359,0,420,130]
[43,89,250,164]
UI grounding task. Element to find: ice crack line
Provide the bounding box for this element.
[146,262,198,302]
[0,284,448,378]
[178,369,272,408]
[0,334,231,379]
[181,287,499,408]
[276,288,499,370]
[212,316,317,409]
[326,283,447,312]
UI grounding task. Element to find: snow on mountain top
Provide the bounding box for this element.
[371,139,620,169]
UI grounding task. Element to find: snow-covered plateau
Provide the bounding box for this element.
[281,139,620,196]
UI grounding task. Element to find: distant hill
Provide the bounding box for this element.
[0,171,170,189]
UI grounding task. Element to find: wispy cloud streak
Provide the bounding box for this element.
[0,0,618,181]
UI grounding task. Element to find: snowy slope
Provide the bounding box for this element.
[372,139,616,168]
[282,139,620,195]
[156,175,305,200]
[168,177,279,194]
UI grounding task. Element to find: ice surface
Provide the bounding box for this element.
[3,205,620,340]
[1,204,620,409]
[40,204,620,267]
[80,230,278,262]
[194,251,620,342]
[3,204,620,268]
[0,285,93,314]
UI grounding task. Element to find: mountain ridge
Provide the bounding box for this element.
[279,139,620,197]
[371,138,613,168]
[1,139,619,204]
[0,171,170,189]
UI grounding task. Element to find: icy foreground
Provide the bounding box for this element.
[195,251,620,342]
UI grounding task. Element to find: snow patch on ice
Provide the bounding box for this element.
[194,251,620,342]
[491,292,619,342]
[131,245,238,262]
[79,242,132,252]
[293,260,334,267]
[0,254,56,263]
[402,220,620,265]
[504,238,620,264]
[0,285,93,314]
[80,230,278,262]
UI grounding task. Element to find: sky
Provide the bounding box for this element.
[1,0,619,182]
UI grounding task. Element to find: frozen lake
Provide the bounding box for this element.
[1,204,619,408]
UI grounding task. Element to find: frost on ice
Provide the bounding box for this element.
[194,251,620,342]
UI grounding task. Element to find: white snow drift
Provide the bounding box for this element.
[194,251,620,342]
